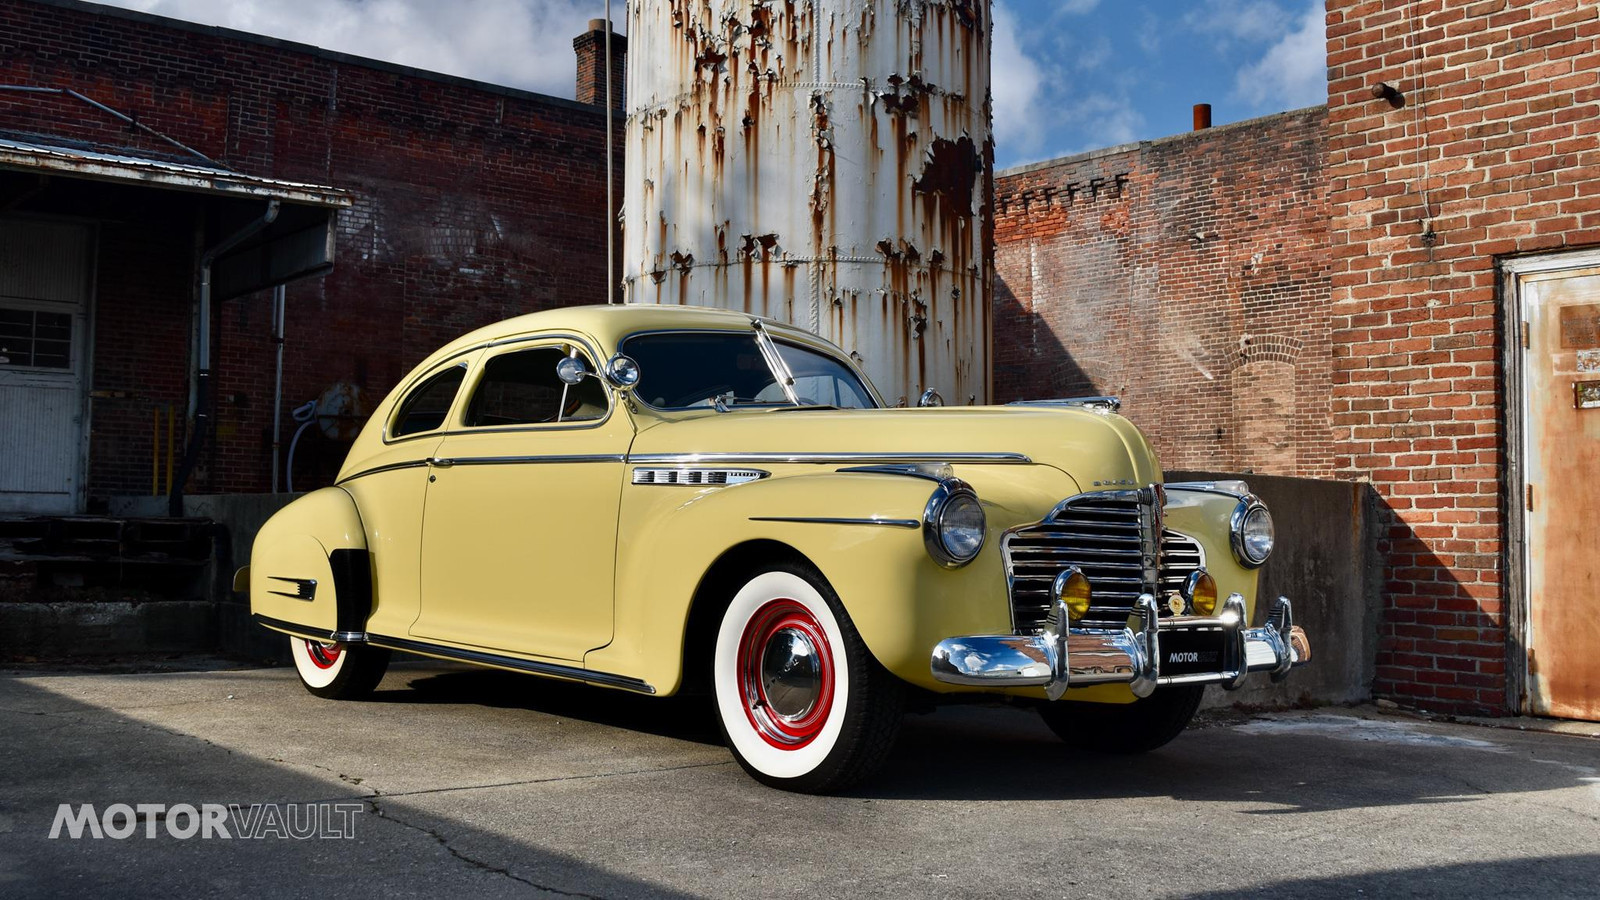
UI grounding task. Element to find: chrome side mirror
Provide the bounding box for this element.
[917,388,945,408]
[604,354,641,390]
[555,356,590,386]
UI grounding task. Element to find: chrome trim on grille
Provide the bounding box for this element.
[633,468,768,486]
[1002,488,1205,635]
[1003,487,1162,633]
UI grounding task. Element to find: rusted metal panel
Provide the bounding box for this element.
[623,0,993,406]
[1521,266,1600,721]
[0,137,353,208]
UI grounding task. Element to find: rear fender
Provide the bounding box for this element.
[249,487,371,642]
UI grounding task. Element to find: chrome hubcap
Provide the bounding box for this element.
[760,627,822,720]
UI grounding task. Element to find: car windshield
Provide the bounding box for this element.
[621,330,878,410]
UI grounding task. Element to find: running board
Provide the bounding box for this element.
[366,633,657,695]
[250,613,655,695]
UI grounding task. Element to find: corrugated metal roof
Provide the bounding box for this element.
[0,136,352,208]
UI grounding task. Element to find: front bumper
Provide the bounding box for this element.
[930,593,1311,699]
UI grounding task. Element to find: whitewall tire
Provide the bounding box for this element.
[712,563,904,793]
[289,637,391,700]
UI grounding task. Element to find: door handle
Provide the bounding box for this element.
[426,457,454,468]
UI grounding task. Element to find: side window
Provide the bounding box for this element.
[463,346,608,427]
[390,364,467,438]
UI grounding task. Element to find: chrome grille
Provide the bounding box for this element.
[1158,531,1205,599]
[1003,489,1206,633]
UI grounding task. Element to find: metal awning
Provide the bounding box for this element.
[0,136,352,208]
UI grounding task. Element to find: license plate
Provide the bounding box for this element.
[1160,628,1227,676]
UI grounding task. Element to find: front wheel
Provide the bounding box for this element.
[289,636,391,700]
[712,564,904,793]
[1038,684,1204,754]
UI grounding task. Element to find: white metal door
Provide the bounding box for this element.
[0,218,93,514]
[1513,252,1600,720]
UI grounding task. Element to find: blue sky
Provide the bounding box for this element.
[95,0,1328,170]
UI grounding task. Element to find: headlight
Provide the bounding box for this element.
[923,480,985,567]
[1230,498,1274,568]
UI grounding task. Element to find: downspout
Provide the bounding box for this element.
[169,200,280,516]
[270,284,286,493]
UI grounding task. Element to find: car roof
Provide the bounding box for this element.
[421,304,827,365]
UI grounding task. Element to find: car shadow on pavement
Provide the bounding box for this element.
[851,703,1597,812]
[369,664,725,746]
[357,664,1597,816]
[0,675,702,899]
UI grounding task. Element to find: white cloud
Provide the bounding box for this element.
[1055,0,1101,14]
[92,0,616,99]
[1233,2,1326,109]
[1184,0,1294,48]
[990,1,1051,158]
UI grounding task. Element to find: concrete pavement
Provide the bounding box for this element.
[1,658,1596,898]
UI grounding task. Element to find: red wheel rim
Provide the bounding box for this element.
[736,599,835,749]
[305,640,342,670]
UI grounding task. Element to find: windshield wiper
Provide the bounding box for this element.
[750,318,801,407]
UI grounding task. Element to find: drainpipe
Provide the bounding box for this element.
[170,200,280,517]
[270,284,286,493]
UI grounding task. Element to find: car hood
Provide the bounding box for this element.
[627,405,1163,491]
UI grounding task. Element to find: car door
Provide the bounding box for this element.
[340,355,476,640]
[411,337,630,661]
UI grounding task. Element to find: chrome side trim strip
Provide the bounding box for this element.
[251,612,361,643]
[837,463,954,482]
[749,516,920,529]
[433,454,627,467]
[364,633,657,695]
[337,459,429,485]
[633,467,769,486]
[628,451,1031,466]
[266,576,317,601]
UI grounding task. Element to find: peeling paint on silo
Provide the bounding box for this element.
[622,0,993,406]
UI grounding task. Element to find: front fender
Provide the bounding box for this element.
[249,487,370,642]
[591,464,1081,694]
[1163,488,1262,620]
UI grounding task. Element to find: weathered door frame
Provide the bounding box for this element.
[1500,247,1600,714]
[0,213,99,514]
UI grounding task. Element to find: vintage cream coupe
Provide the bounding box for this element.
[244,304,1309,792]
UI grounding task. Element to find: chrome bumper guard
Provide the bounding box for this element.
[930,593,1311,700]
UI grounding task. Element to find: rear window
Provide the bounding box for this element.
[390,364,466,438]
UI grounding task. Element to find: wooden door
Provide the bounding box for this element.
[1519,261,1600,720]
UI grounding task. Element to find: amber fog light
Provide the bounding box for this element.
[1053,567,1092,622]
[1184,569,1218,617]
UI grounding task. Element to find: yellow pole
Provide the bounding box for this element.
[165,406,175,495]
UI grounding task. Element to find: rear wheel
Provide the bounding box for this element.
[289,636,391,700]
[712,563,904,793]
[1038,684,1204,754]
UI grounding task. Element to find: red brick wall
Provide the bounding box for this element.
[993,107,1333,477]
[0,0,619,498]
[1327,0,1600,714]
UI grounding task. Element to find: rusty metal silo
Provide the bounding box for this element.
[622,0,993,406]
